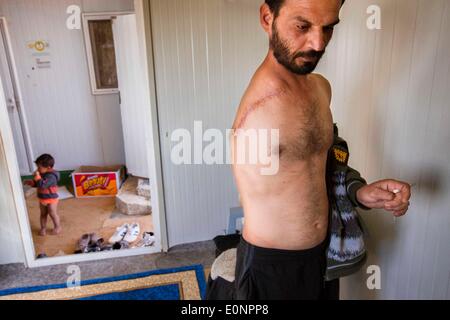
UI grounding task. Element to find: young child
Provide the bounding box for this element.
[25,154,61,236]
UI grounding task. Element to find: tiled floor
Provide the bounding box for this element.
[0,241,216,291]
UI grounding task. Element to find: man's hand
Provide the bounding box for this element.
[356,180,411,217]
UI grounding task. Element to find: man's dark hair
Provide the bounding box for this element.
[265,0,285,17]
[265,0,345,18]
[35,154,55,168]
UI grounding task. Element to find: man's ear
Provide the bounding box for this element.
[260,4,273,33]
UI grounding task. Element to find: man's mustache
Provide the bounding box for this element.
[294,50,325,59]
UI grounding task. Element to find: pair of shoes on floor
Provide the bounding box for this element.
[112,240,130,250]
[75,233,107,254]
[109,223,140,244]
[133,232,156,248]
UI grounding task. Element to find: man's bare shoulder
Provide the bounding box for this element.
[233,76,292,130]
[311,73,332,103]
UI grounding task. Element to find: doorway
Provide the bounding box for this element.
[0,0,167,267]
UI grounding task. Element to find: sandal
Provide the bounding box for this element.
[76,234,91,253]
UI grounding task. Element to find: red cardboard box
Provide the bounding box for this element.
[72,165,126,198]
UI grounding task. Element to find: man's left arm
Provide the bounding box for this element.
[346,166,371,210]
[322,72,412,217]
[347,167,412,217]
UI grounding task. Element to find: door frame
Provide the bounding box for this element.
[0,0,169,268]
[140,0,169,252]
[0,17,34,174]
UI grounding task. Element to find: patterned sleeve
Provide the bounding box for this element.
[346,166,371,210]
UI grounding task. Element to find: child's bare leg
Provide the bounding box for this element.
[48,203,61,235]
[39,204,48,236]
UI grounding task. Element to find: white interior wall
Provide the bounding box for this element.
[322,0,450,300]
[0,0,134,173]
[151,0,450,299]
[0,78,25,265]
[0,149,24,265]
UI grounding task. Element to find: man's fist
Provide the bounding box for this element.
[356,180,411,217]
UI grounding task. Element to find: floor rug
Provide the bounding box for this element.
[0,265,206,300]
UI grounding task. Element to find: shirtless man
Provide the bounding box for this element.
[230,0,411,300]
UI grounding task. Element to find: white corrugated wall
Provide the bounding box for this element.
[150,0,450,299]
[325,0,450,300]
[0,78,25,265]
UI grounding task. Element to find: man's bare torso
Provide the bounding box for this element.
[232,64,334,251]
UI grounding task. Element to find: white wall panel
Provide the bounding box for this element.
[0,138,24,265]
[318,0,450,300]
[0,77,25,264]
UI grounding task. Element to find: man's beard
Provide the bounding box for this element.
[270,23,325,75]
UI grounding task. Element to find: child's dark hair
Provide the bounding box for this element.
[265,0,346,18]
[35,154,55,168]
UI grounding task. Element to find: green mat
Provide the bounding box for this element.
[21,170,74,191]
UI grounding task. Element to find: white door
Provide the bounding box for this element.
[0,19,30,175]
[113,14,150,179]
